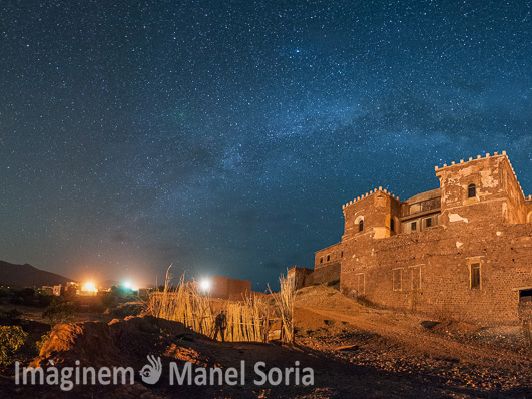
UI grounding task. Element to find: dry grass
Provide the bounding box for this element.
[146,267,294,343]
[269,274,296,343]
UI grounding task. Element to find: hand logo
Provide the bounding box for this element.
[139,355,162,385]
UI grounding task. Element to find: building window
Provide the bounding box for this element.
[393,269,402,291]
[519,289,532,303]
[326,255,330,262]
[340,251,344,258]
[359,220,364,232]
[467,183,476,198]
[390,218,395,232]
[411,221,417,231]
[410,266,421,290]
[320,257,323,264]
[425,218,432,228]
[470,263,481,289]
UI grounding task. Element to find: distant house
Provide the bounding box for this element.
[39,286,54,296]
[202,276,251,300]
[52,285,62,296]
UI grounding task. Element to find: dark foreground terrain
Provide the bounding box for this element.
[0,286,530,398]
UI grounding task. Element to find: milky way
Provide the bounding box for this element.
[0,1,530,288]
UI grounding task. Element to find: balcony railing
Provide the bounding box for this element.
[401,197,441,217]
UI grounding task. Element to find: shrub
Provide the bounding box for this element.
[42,301,75,324]
[35,332,51,353]
[0,326,28,366]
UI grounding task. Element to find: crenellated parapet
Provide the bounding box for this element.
[434,150,507,171]
[434,151,526,201]
[342,186,400,210]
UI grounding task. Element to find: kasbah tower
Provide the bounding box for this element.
[289,151,532,324]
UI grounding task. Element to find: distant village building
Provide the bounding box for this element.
[205,276,251,300]
[39,286,54,296]
[40,285,65,296]
[291,151,532,324]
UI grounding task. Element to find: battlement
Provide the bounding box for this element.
[337,150,529,240]
[434,150,526,201]
[434,150,507,171]
[342,186,400,210]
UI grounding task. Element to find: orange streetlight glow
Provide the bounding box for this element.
[82,281,98,293]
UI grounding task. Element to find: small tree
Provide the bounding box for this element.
[0,326,27,366]
[42,301,75,324]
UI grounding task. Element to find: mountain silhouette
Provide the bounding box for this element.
[0,260,73,287]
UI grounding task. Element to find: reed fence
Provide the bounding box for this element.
[146,269,295,343]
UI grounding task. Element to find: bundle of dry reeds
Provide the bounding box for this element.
[146,267,215,337]
[270,274,296,343]
[146,267,293,343]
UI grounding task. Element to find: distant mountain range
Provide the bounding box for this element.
[0,260,73,288]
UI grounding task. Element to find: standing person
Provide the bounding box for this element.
[213,310,227,342]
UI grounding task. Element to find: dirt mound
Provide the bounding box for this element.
[32,315,190,368]
[296,285,364,312]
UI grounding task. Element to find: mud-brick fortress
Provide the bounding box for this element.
[289,151,532,324]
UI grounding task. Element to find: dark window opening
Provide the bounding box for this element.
[340,251,344,258]
[411,221,417,231]
[320,257,323,264]
[425,218,432,228]
[390,218,395,232]
[359,220,364,232]
[327,255,330,262]
[468,183,476,198]
[470,263,481,289]
[519,289,532,303]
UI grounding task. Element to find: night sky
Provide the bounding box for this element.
[0,1,530,289]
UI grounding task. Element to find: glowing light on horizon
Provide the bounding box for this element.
[82,281,98,293]
[121,280,137,291]
[199,278,212,293]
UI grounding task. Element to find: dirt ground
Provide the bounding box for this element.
[294,286,531,398]
[1,286,530,398]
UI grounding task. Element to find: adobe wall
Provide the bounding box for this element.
[313,152,530,324]
[308,263,340,285]
[289,263,340,288]
[341,222,532,324]
[315,242,343,269]
[288,267,313,290]
[313,242,342,286]
[436,153,527,225]
[342,189,401,240]
[210,276,251,300]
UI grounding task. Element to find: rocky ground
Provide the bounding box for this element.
[0,286,530,398]
[294,286,531,398]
